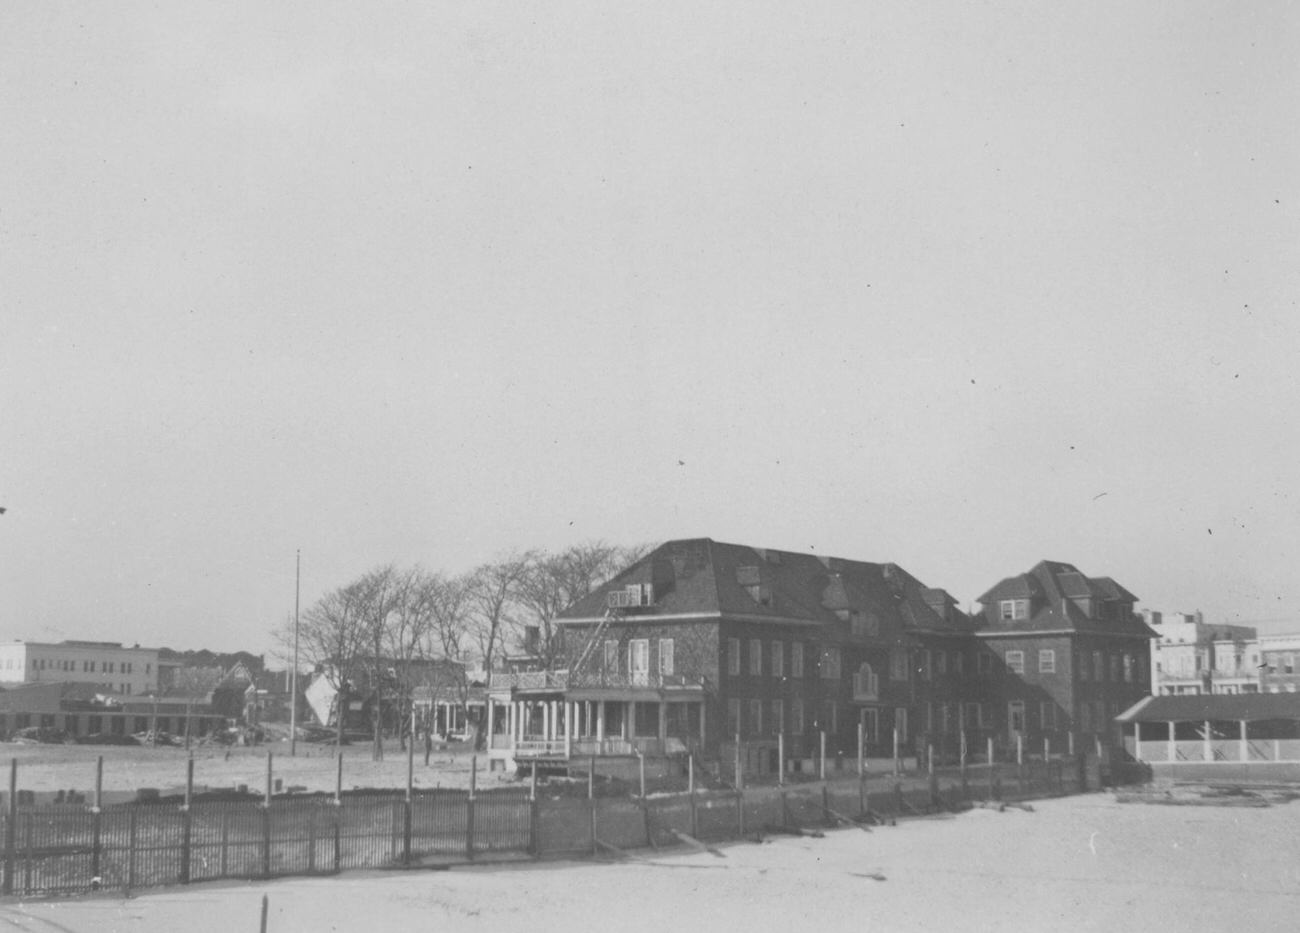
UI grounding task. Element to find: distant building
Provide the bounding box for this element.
[1257,633,1300,694]
[0,640,160,696]
[1144,611,1260,695]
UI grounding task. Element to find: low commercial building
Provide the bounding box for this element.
[0,640,161,696]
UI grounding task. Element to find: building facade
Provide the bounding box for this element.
[0,640,161,696]
[972,561,1155,752]
[486,539,1153,775]
[1144,611,1260,695]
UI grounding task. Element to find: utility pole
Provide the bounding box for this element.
[291,549,300,757]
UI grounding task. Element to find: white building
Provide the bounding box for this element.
[1144,610,1259,696]
[0,640,161,696]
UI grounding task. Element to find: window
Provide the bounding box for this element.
[918,649,932,681]
[1080,703,1093,732]
[791,698,805,734]
[727,638,741,677]
[853,663,879,698]
[1038,649,1056,674]
[1110,654,1121,682]
[770,699,784,735]
[953,651,964,675]
[1123,654,1133,682]
[1093,651,1104,681]
[935,650,947,675]
[604,640,619,672]
[821,646,841,680]
[748,699,763,736]
[1000,599,1029,621]
[749,639,763,676]
[1285,654,1295,675]
[659,639,674,678]
[726,699,741,736]
[890,650,909,681]
[1006,650,1025,674]
[850,611,879,638]
[791,642,804,678]
[106,662,114,674]
[1077,652,1089,681]
[771,642,784,678]
[940,703,952,735]
[1040,701,1056,731]
[145,663,151,674]
[826,701,839,735]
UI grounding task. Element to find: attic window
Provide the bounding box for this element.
[736,566,761,586]
[747,585,773,607]
[999,599,1029,621]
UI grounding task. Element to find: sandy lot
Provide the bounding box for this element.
[2,793,1297,933]
[1,739,497,801]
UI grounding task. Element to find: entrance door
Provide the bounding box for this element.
[630,639,650,686]
[859,708,879,748]
[1007,700,1025,742]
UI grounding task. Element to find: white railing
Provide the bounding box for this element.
[514,738,568,758]
[489,670,570,690]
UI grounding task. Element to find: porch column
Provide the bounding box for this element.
[658,701,668,743]
[597,701,606,741]
[1203,720,1212,762]
[627,701,636,740]
[1239,719,1248,762]
[699,702,706,748]
[543,702,551,741]
[1167,720,1175,763]
[486,697,495,739]
[1134,721,1142,762]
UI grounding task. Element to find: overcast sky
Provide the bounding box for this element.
[3,2,1297,658]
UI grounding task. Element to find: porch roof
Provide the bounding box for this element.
[1117,694,1300,724]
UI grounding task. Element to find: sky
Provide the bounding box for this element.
[2,2,1298,659]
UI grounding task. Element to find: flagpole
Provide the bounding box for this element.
[290,549,300,757]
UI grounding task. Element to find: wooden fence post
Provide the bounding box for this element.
[180,757,194,884]
[589,757,598,858]
[465,759,476,862]
[127,808,137,895]
[91,756,103,887]
[688,756,698,839]
[3,759,16,896]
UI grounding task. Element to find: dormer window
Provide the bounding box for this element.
[999,599,1029,621]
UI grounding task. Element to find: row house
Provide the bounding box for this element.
[486,539,1154,777]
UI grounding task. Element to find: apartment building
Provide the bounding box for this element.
[1144,611,1260,695]
[486,538,1152,776]
[0,640,161,696]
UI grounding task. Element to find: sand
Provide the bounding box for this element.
[3,793,1296,933]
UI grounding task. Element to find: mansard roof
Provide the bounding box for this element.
[975,560,1152,637]
[559,538,973,637]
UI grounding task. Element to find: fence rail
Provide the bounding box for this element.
[0,756,1095,900]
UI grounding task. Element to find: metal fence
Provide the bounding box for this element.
[0,755,1095,900]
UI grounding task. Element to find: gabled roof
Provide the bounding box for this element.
[559,538,972,638]
[975,560,1152,637]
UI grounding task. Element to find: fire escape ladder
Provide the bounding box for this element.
[571,606,620,675]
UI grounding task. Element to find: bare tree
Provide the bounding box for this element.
[467,553,532,746]
[515,541,654,667]
[419,570,475,732]
[295,578,370,753]
[352,565,402,761]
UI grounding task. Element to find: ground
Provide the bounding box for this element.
[1,737,492,801]
[1,793,1297,932]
